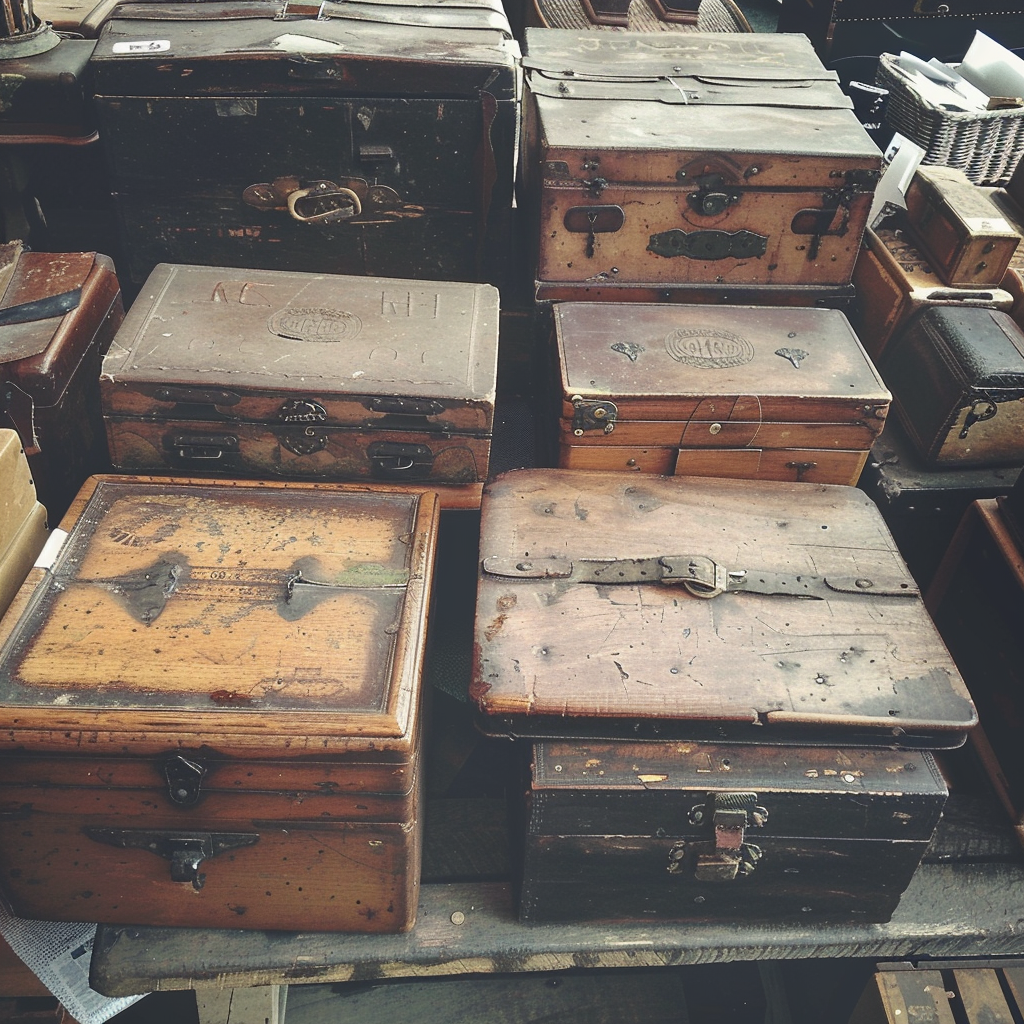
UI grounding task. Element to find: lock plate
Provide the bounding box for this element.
[571,396,618,435]
[647,229,768,261]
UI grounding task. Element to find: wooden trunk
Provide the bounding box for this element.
[88,1,517,287]
[851,967,1024,1024]
[522,32,880,290]
[0,246,124,522]
[520,740,946,923]
[472,469,975,747]
[882,306,1024,468]
[552,303,888,485]
[851,220,1014,362]
[0,430,48,620]
[927,498,1024,849]
[859,418,1021,589]
[903,167,1019,288]
[100,264,498,506]
[0,475,439,932]
[776,0,1024,62]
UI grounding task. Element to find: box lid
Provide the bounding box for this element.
[525,31,879,183]
[556,304,889,432]
[101,265,499,435]
[0,249,118,407]
[473,468,976,748]
[90,2,518,98]
[0,476,438,757]
[530,741,947,841]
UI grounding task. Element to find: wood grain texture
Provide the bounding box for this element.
[0,476,439,753]
[473,470,975,746]
[88,859,1024,996]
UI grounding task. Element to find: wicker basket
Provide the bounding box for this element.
[876,51,1024,185]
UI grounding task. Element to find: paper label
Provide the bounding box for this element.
[964,217,1013,233]
[111,39,171,54]
[33,528,67,570]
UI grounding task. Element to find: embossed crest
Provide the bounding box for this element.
[268,307,361,343]
[665,328,754,369]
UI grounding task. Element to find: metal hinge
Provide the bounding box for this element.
[571,396,617,436]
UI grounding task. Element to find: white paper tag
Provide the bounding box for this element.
[33,528,67,570]
[111,39,171,54]
[964,217,1013,233]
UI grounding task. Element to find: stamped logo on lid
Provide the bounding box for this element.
[665,328,754,369]
[268,307,362,343]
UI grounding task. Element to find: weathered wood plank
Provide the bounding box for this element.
[90,859,1024,997]
[195,986,285,1024]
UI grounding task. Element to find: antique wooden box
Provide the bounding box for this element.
[0,475,439,932]
[0,245,124,521]
[928,497,1024,849]
[859,418,1020,589]
[472,469,975,747]
[903,167,1019,288]
[100,264,499,507]
[882,306,1024,468]
[521,31,881,291]
[520,740,946,923]
[0,429,47,619]
[851,220,1014,362]
[552,303,889,485]
[88,0,518,287]
[851,966,1024,1024]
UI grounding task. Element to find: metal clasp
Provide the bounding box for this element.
[162,754,207,807]
[667,792,767,881]
[86,828,260,891]
[571,395,617,435]
[959,399,998,439]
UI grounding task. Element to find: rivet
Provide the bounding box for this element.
[709,423,723,435]
[855,578,873,589]
[451,911,466,925]
[842,773,857,783]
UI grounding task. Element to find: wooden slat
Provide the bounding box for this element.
[90,860,1024,997]
[952,970,1015,1024]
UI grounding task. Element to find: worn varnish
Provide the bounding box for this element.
[522,32,880,290]
[472,469,975,747]
[520,741,946,924]
[882,306,1024,468]
[0,245,124,521]
[0,475,439,932]
[551,303,888,485]
[100,265,499,503]
[88,1,518,286]
[852,220,1015,362]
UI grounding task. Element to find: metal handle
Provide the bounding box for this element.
[287,185,362,224]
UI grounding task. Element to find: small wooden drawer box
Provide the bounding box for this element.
[0,475,439,932]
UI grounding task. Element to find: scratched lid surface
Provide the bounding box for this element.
[472,469,975,749]
[101,264,499,435]
[0,477,437,755]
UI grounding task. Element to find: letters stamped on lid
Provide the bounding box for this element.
[665,328,754,369]
[268,307,362,343]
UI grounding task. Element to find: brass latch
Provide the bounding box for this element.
[86,828,260,891]
[666,791,767,881]
[242,176,424,225]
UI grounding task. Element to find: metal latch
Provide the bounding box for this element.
[242,175,424,224]
[687,174,742,217]
[959,398,998,439]
[162,754,207,807]
[367,440,434,479]
[86,828,260,891]
[571,396,617,435]
[666,792,767,881]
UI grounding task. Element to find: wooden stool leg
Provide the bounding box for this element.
[196,986,287,1024]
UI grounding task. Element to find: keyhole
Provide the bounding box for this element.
[585,211,598,258]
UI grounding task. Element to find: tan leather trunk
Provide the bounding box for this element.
[552,303,888,485]
[523,31,881,290]
[852,219,1014,362]
[0,475,439,932]
[100,265,498,507]
[903,167,1019,288]
[472,469,976,748]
